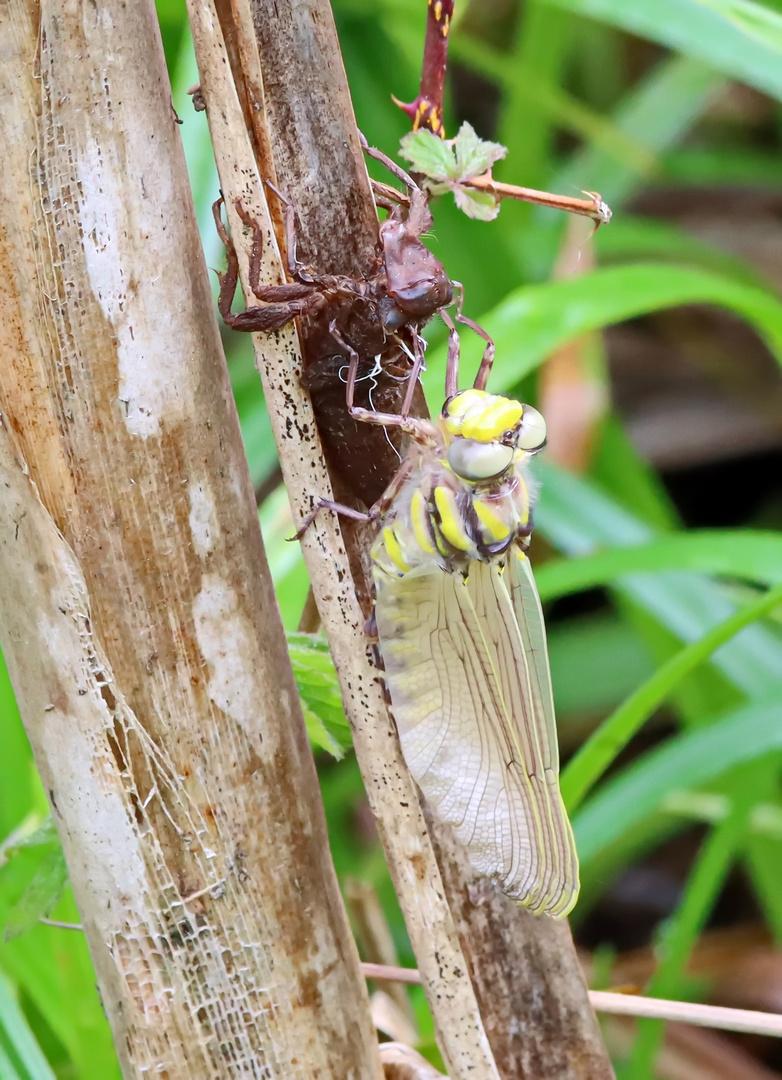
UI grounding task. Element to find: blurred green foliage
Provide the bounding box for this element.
[2,0,782,1075]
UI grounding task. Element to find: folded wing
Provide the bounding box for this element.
[374,552,579,917]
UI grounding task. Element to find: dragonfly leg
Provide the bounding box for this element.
[447,280,496,391]
[294,455,414,540]
[359,132,418,191]
[231,199,265,297]
[263,181,310,281]
[213,197,319,331]
[399,330,426,418]
[462,313,495,391]
[440,308,461,400]
[293,498,376,541]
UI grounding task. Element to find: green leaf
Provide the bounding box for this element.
[549,613,654,721]
[399,122,506,184]
[535,531,782,602]
[573,696,782,865]
[555,56,725,207]
[562,583,782,811]
[452,187,500,221]
[535,462,782,698]
[451,122,506,179]
[622,765,767,1079]
[540,0,782,103]
[450,34,656,182]
[399,128,457,181]
[595,216,769,290]
[425,263,782,398]
[287,633,351,758]
[2,819,59,858]
[0,968,56,1080]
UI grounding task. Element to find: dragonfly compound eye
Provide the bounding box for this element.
[448,437,515,481]
[516,405,547,452]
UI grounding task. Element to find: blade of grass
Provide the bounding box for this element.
[596,216,770,291]
[425,262,782,398]
[540,0,782,103]
[499,4,571,187]
[619,765,773,1080]
[449,35,655,177]
[555,55,724,204]
[536,462,782,697]
[536,531,782,601]
[0,654,45,839]
[573,696,782,864]
[0,968,56,1080]
[746,832,782,941]
[562,583,782,811]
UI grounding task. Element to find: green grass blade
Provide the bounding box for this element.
[573,697,782,864]
[549,613,653,721]
[499,4,571,187]
[425,263,782,398]
[0,969,56,1080]
[562,583,782,811]
[596,216,770,290]
[535,531,782,601]
[540,0,782,102]
[746,831,782,941]
[557,55,724,205]
[620,765,773,1079]
[535,462,782,697]
[450,36,651,175]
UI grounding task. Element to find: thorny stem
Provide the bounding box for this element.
[393,0,454,135]
[465,173,612,225]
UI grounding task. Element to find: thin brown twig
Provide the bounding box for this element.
[464,173,612,225]
[359,964,782,1038]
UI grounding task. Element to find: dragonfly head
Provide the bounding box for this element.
[443,390,547,481]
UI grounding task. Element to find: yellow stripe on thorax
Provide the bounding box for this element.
[380,525,412,573]
[473,497,511,543]
[433,487,472,552]
[410,489,436,555]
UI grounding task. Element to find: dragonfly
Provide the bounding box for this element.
[304,314,580,918]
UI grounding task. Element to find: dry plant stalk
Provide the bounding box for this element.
[187,3,501,1076]
[0,0,381,1075]
[191,0,615,1077]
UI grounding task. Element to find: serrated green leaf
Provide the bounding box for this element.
[399,129,456,180]
[399,123,507,196]
[451,122,507,179]
[453,187,501,221]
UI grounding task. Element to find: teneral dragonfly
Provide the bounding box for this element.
[307,317,580,917]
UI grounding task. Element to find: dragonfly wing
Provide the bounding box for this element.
[374,556,579,917]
